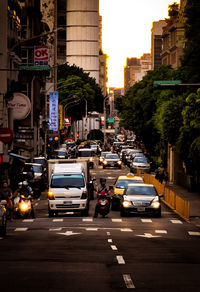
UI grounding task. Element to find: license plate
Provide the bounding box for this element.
[63,201,72,205]
[137,207,145,212]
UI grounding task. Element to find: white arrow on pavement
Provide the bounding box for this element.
[57,231,82,236]
[136,233,161,238]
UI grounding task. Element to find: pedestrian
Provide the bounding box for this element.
[0,181,13,220]
[158,164,165,184]
[164,171,169,187]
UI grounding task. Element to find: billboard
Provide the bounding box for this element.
[49,92,58,132]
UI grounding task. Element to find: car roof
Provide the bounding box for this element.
[126,183,154,187]
[117,175,143,181]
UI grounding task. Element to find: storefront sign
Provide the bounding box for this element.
[8,93,31,120]
[34,46,49,66]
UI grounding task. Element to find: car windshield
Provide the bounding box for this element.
[78,150,93,157]
[116,180,143,188]
[126,186,157,196]
[51,174,85,188]
[33,158,46,168]
[24,165,42,173]
[134,158,148,163]
[56,151,66,156]
[106,154,119,159]
[101,152,109,157]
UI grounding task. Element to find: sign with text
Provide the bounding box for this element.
[64,116,71,126]
[34,46,49,66]
[49,92,58,132]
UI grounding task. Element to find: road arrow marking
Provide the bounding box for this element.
[57,231,81,236]
[136,233,161,238]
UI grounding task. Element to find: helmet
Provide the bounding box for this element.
[100,178,106,184]
[22,181,28,186]
[18,182,23,186]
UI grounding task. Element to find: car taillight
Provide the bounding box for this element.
[48,190,55,200]
[81,192,87,199]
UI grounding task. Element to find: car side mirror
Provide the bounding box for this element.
[159,194,164,198]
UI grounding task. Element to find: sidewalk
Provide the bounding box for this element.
[167,182,200,226]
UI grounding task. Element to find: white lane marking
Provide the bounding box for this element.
[123,274,135,289]
[116,255,125,264]
[121,228,133,232]
[107,232,111,235]
[58,231,81,236]
[111,245,118,250]
[141,219,152,223]
[23,219,34,222]
[82,218,93,222]
[112,219,122,222]
[86,228,98,231]
[155,230,167,234]
[171,219,183,224]
[53,219,63,222]
[108,177,116,179]
[37,198,40,201]
[49,228,62,231]
[15,228,28,232]
[188,231,200,236]
[136,233,161,238]
[108,239,113,243]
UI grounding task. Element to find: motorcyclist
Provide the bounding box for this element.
[0,181,13,220]
[20,181,35,218]
[93,178,110,218]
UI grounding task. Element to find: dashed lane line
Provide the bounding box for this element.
[82,218,93,222]
[141,219,152,223]
[112,219,122,222]
[14,228,28,232]
[121,228,133,232]
[111,245,118,250]
[108,239,113,243]
[155,230,167,234]
[170,219,183,224]
[123,274,135,289]
[53,219,63,222]
[23,219,34,223]
[49,228,62,231]
[188,231,200,236]
[116,255,125,264]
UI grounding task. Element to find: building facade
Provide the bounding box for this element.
[151,20,166,69]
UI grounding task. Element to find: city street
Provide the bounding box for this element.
[0,164,200,291]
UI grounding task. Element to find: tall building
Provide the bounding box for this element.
[124,54,151,93]
[151,20,166,69]
[66,0,100,83]
[99,15,107,96]
[161,1,186,69]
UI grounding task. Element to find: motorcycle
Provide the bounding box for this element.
[96,191,110,218]
[14,194,34,219]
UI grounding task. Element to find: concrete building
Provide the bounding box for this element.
[99,15,107,97]
[161,2,186,69]
[124,54,151,93]
[151,20,167,69]
[66,0,100,83]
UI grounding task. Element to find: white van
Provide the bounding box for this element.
[48,163,89,217]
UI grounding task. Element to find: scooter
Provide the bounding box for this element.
[14,194,34,219]
[0,200,7,236]
[96,191,110,218]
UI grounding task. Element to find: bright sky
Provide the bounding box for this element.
[99,0,180,88]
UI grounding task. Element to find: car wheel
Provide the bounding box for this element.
[120,208,126,217]
[48,210,54,217]
[103,165,106,169]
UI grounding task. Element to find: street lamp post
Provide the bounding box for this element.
[104,96,109,145]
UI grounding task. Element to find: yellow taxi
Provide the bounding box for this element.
[111,173,144,210]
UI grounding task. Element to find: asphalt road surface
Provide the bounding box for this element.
[0,163,200,292]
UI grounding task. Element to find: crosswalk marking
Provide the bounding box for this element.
[23,219,34,223]
[170,219,183,224]
[108,239,113,243]
[112,219,122,222]
[141,219,152,223]
[53,219,63,222]
[155,230,167,234]
[116,255,125,264]
[123,274,135,289]
[15,228,28,231]
[111,245,118,250]
[82,218,93,222]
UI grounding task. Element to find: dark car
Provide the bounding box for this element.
[23,163,46,195]
[120,183,162,217]
[78,148,95,168]
[102,153,122,169]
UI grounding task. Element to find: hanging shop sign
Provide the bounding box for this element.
[49,92,59,132]
[34,46,49,66]
[8,93,31,120]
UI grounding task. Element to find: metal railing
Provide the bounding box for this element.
[143,173,190,221]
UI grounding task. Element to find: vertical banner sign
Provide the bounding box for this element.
[49,92,58,132]
[59,104,63,130]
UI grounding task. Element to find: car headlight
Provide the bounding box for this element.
[89,157,93,162]
[48,190,55,200]
[123,200,132,208]
[100,157,103,161]
[103,160,108,165]
[151,196,160,208]
[117,160,122,165]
